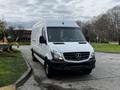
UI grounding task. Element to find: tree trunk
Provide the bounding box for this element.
[119,39,120,45]
[117,28,120,45]
[9,45,13,51]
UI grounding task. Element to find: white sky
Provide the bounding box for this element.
[0,0,120,22]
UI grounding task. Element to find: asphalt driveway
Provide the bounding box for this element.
[17,46,120,90]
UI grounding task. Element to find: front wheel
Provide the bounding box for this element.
[44,62,53,78]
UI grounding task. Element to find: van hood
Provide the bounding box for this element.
[48,42,94,53]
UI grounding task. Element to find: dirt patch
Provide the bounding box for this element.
[41,83,77,90]
[39,83,100,90]
[81,86,100,90]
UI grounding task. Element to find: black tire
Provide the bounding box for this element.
[32,52,38,62]
[44,62,53,78]
[83,69,92,74]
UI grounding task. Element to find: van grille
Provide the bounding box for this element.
[63,52,90,61]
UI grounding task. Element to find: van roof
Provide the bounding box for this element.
[46,19,79,28]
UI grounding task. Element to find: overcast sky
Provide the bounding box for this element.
[0,0,120,23]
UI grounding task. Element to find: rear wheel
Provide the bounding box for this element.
[83,69,92,74]
[44,62,53,78]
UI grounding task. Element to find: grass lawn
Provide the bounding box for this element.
[18,42,30,45]
[91,43,120,53]
[0,50,27,87]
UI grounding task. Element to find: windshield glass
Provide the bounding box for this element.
[47,27,86,42]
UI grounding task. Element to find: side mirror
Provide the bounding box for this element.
[39,36,46,44]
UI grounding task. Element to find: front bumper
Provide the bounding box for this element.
[46,58,96,71]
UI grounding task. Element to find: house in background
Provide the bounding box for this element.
[14,29,31,42]
[6,21,34,42]
[6,28,32,42]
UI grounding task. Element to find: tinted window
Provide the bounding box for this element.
[47,27,86,42]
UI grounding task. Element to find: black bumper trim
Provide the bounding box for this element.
[46,58,96,70]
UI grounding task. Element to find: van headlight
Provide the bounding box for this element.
[91,52,95,58]
[51,50,64,60]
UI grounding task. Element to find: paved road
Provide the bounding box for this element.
[17,46,120,90]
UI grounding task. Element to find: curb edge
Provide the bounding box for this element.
[14,52,32,89]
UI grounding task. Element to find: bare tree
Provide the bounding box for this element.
[80,5,120,45]
[107,6,120,45]
[0,19,7,43]
[7,26,17,42]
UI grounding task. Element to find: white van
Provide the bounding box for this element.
[31,19,96,78]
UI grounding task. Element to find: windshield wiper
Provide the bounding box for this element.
[53,42,64,44]
[78,41,87,44]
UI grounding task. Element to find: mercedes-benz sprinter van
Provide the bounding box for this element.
[31,19,96,78]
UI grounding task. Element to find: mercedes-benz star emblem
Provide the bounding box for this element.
[75,53,81,60]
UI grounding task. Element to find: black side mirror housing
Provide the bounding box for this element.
[39,36,46,44]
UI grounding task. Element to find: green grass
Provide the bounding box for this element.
[0,50,27,87]
[18,42,30,45]
[91,43,120,53]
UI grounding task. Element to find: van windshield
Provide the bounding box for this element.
[47,27,86,42]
